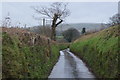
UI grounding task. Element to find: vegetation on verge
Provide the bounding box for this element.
[70,25,119,78]
[2,28,68,78]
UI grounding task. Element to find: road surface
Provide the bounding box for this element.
[48,49,95,79]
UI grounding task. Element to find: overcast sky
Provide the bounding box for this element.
[0,2,118,27]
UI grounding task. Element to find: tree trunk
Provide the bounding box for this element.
[51,27,56,41]
[51,14,58,41]
[51,14,63,41]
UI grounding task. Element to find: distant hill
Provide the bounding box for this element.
[57,23,108,32]
[28,23,108,36]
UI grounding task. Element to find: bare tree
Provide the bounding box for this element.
[109,13,120,26]
[33,2,70,41]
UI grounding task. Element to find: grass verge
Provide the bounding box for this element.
[70,25,119,78]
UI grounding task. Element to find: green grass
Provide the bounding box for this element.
[2,32,68,78]
[70,25,119,78]
[56,36,64,39]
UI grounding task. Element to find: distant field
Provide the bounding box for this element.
[56,36,64,39]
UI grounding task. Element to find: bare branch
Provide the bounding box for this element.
[56,19,63,27]
[32,2,70,19]
[32,6,52,18]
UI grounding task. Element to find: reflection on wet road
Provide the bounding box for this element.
[48,49,95,79]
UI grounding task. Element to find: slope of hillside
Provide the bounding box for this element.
[70,25,119,78]
[2,27,68,78]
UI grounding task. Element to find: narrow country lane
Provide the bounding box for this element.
[48,49,95,79]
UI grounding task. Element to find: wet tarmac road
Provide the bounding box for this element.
[48,49,95,79]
